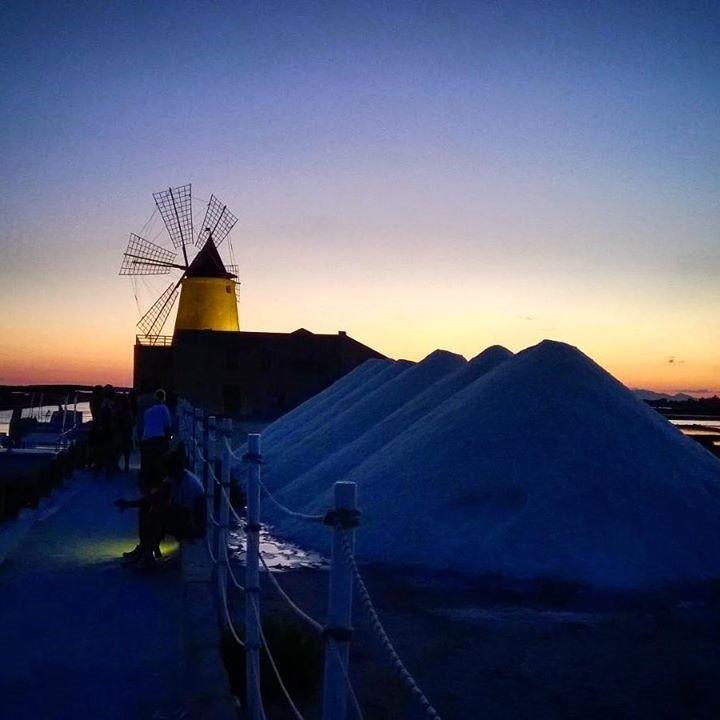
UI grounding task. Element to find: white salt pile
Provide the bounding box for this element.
[229,360,391,477]
[262,350,465,494]
[259,359,415,491]
[272,340,720,590]
[272,346,513,514]
[262,358,390,446]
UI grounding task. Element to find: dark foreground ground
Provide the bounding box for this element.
[236,558,720,720]
[4,467,718,720]
[0,471,184,720]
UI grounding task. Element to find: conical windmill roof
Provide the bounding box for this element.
[186,240,234,279]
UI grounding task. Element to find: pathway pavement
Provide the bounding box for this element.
[0,470,184,720]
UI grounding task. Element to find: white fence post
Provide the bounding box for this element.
[245,433,263,720]
[207,416,217,555]
[321,481,358,720]
[193,408,204,476]
[217,417,232,612]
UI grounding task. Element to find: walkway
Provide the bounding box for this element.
[0,470,184,720]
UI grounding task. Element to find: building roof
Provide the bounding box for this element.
[172,327,386,359]
[186,240,235,279]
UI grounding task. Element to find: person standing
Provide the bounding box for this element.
[99,385,118,476]
[139,389,172,492]
[114,393,134,473]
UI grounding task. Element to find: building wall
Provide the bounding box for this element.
[133,344,174,394]
[135,329,385,420]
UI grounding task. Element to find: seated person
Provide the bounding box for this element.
[115,444,206,568]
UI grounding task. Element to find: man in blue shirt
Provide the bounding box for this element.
[139,389,172,492]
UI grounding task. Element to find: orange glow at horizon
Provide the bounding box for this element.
[2,269,717,397]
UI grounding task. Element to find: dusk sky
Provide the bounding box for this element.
[1,1,718,393]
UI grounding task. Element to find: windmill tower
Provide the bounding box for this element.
[120,184,240,342]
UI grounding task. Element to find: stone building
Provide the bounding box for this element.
[134,328,384,420]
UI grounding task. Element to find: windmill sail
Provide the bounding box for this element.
[153,184,193,250]
[195,194,238,248]
[137,283,180,338]
[227,264,241,301]
[120,234,178,275]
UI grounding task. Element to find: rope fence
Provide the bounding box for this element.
[258,477,327,523]
[176,401,442,720]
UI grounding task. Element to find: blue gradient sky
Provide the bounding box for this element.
[1,1,718,391]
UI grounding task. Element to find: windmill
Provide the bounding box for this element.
[120,184,241,344]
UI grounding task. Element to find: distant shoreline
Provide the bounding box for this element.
[0,384,131,413]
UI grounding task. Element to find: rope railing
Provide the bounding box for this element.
[220,576,246,648]
[257,477,326,523]
[221,485,246,526]
[339,529,442,720]
[187,434,246,526]
[224,542,245,591]
[258,548,324,633]
[176,402,443,720]
[249,592,308,720]
[223,434,325,524]
[224,435,247,461]
[205,533,219,564]
[189,437,221,486]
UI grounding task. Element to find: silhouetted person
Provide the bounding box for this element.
[98,385,118,475]
[139,389,171,492]
[114,393,134,473]
[88,385,104,471]
[89,385,103,422]
[115,445,206,569]
[8,407,22,449]
[128,388,138,428]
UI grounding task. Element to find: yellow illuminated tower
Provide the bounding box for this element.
[174,239,239,333]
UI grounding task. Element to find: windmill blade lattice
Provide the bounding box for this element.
[153,184,193,249]
[137,283,180,337]
[120,234,177,275]
[227,264,241,301]
[195,194,238,248]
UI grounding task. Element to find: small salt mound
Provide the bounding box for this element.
[270,360,410,454]
[263,358,390,446]
[260,359,415,490]
[231,359,399,478]
[263,350,466,495]
[273,346,512,514]
[275,340,720,590]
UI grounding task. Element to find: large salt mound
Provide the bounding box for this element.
[275,340,720,590]
[272,346,513,515]
[259,359,414,490]
[263,350,466,495]
[263,358,390,446]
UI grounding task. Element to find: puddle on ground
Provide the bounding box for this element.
[228,524,327,572]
